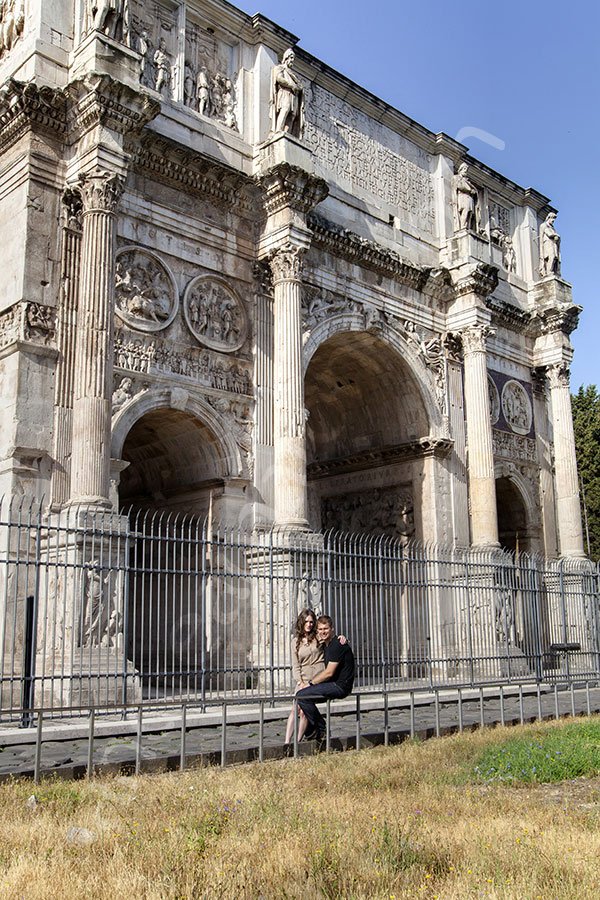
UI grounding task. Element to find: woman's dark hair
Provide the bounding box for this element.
[295,608,317,650]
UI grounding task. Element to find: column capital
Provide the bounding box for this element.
[546,363,571,391]
[79,170,124,214]
[259,163,328,217]
[461,324,494,356]
[454,263,499,300]
[268,242,306,284]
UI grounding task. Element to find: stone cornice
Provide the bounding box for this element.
[66,73,160,139]
[0,79,67,155]
[127,132,258,213]
[454,263,499,299]
[307,212,431,291]
[307,437,453,480]
[258,163,328,216]
[485,295,534,334]
[531,304,581,337]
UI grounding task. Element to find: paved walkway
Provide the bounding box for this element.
[1,684,599,780]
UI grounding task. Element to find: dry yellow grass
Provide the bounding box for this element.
[0,719,599,899]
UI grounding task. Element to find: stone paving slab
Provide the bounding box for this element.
[0,685,599,781]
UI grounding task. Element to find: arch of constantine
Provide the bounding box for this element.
[0,0,590,707]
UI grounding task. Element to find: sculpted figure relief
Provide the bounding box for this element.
[154,37,171,96]
[270,48,305,138]
[501,380,532,436]
[539,212,561,277]
[115,249,177,333]
[184,276,247,353]
[0,0,25,57]
[454,163,478,232]
[81,562,121,648]
[322,487,415,541]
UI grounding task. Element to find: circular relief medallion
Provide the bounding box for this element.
[488,375,500,426]
[183,275,247,353]
[501,379,532,435]
[115,248,178,333]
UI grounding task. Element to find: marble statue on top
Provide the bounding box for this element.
[539,212,561,277]
[270,48,305,138]
[454,162,478,232]
[86,0,129,43]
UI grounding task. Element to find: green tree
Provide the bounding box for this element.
[572,384,600,560]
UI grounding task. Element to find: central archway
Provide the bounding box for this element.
[304,330,433,540]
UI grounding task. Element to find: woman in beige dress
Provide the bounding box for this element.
[284,609,346,744]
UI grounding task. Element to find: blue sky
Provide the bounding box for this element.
[235,0,599,390]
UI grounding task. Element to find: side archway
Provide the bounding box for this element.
[111,388,244,512]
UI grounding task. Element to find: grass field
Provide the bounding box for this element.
[1,718,600,899]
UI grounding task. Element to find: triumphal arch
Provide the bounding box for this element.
[0,0,585,557]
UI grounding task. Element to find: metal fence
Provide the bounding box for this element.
[1,497,599,720]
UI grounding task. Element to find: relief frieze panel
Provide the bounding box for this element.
[304,83,435,233]
[183,275,247,352]
[492,430,537,463]
[0,302,56,350]
[114,327,252,395]
[183,17,238,128]
[321,485,415,540]
[206,396,253,475]
[115,247,178,332]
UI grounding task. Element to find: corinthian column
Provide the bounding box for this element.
[70,170,123,505]
[269,242,308,527]
[547,365,585,557]
[462,325,499,547]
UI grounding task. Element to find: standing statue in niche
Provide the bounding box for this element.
[183,62,195,107]
[154,37,171,96]
[81,561,118,647]
[270,48,305,138]
[454,162,478,232]
[539,212,561,277]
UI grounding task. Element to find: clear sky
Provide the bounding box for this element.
[235,0,599,390]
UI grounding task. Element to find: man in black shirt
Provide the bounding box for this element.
[296,615,355,741]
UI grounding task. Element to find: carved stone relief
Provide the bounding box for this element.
[492,431,537,463]
[182,17,238,128]
[112,375,147,411]
[488,375,500,426]
[128,2,177,97]
[501,380,533,436]
[0,302,56,349]
[183,276,247,353]
[114,328,252,394]
[304,83,435,233]
[207,396,253,474]
[321,486,415,540]
[115,247,178,333]
[81,561,122,649]
[0,0,24,58]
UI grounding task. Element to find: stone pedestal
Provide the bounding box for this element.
[461,325,499,548]
[547,365,585,558]
[34,506,140,709]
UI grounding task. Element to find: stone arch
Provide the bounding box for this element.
[303,313,446,438]
[111,387,243,478]
[303,318,451,542]
[494,463,539,553]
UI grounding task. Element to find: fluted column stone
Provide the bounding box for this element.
[462,325,499,547]
[547,365,585,557]
[269,243,308,527]
[69,170,123,505]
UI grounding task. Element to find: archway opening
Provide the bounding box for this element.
[304,330,430,539]
[496,476,529,553]
[119,407,226,514]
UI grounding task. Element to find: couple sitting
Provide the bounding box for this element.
[285,610,355,745]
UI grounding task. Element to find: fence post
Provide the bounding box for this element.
[20,595,37,728]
